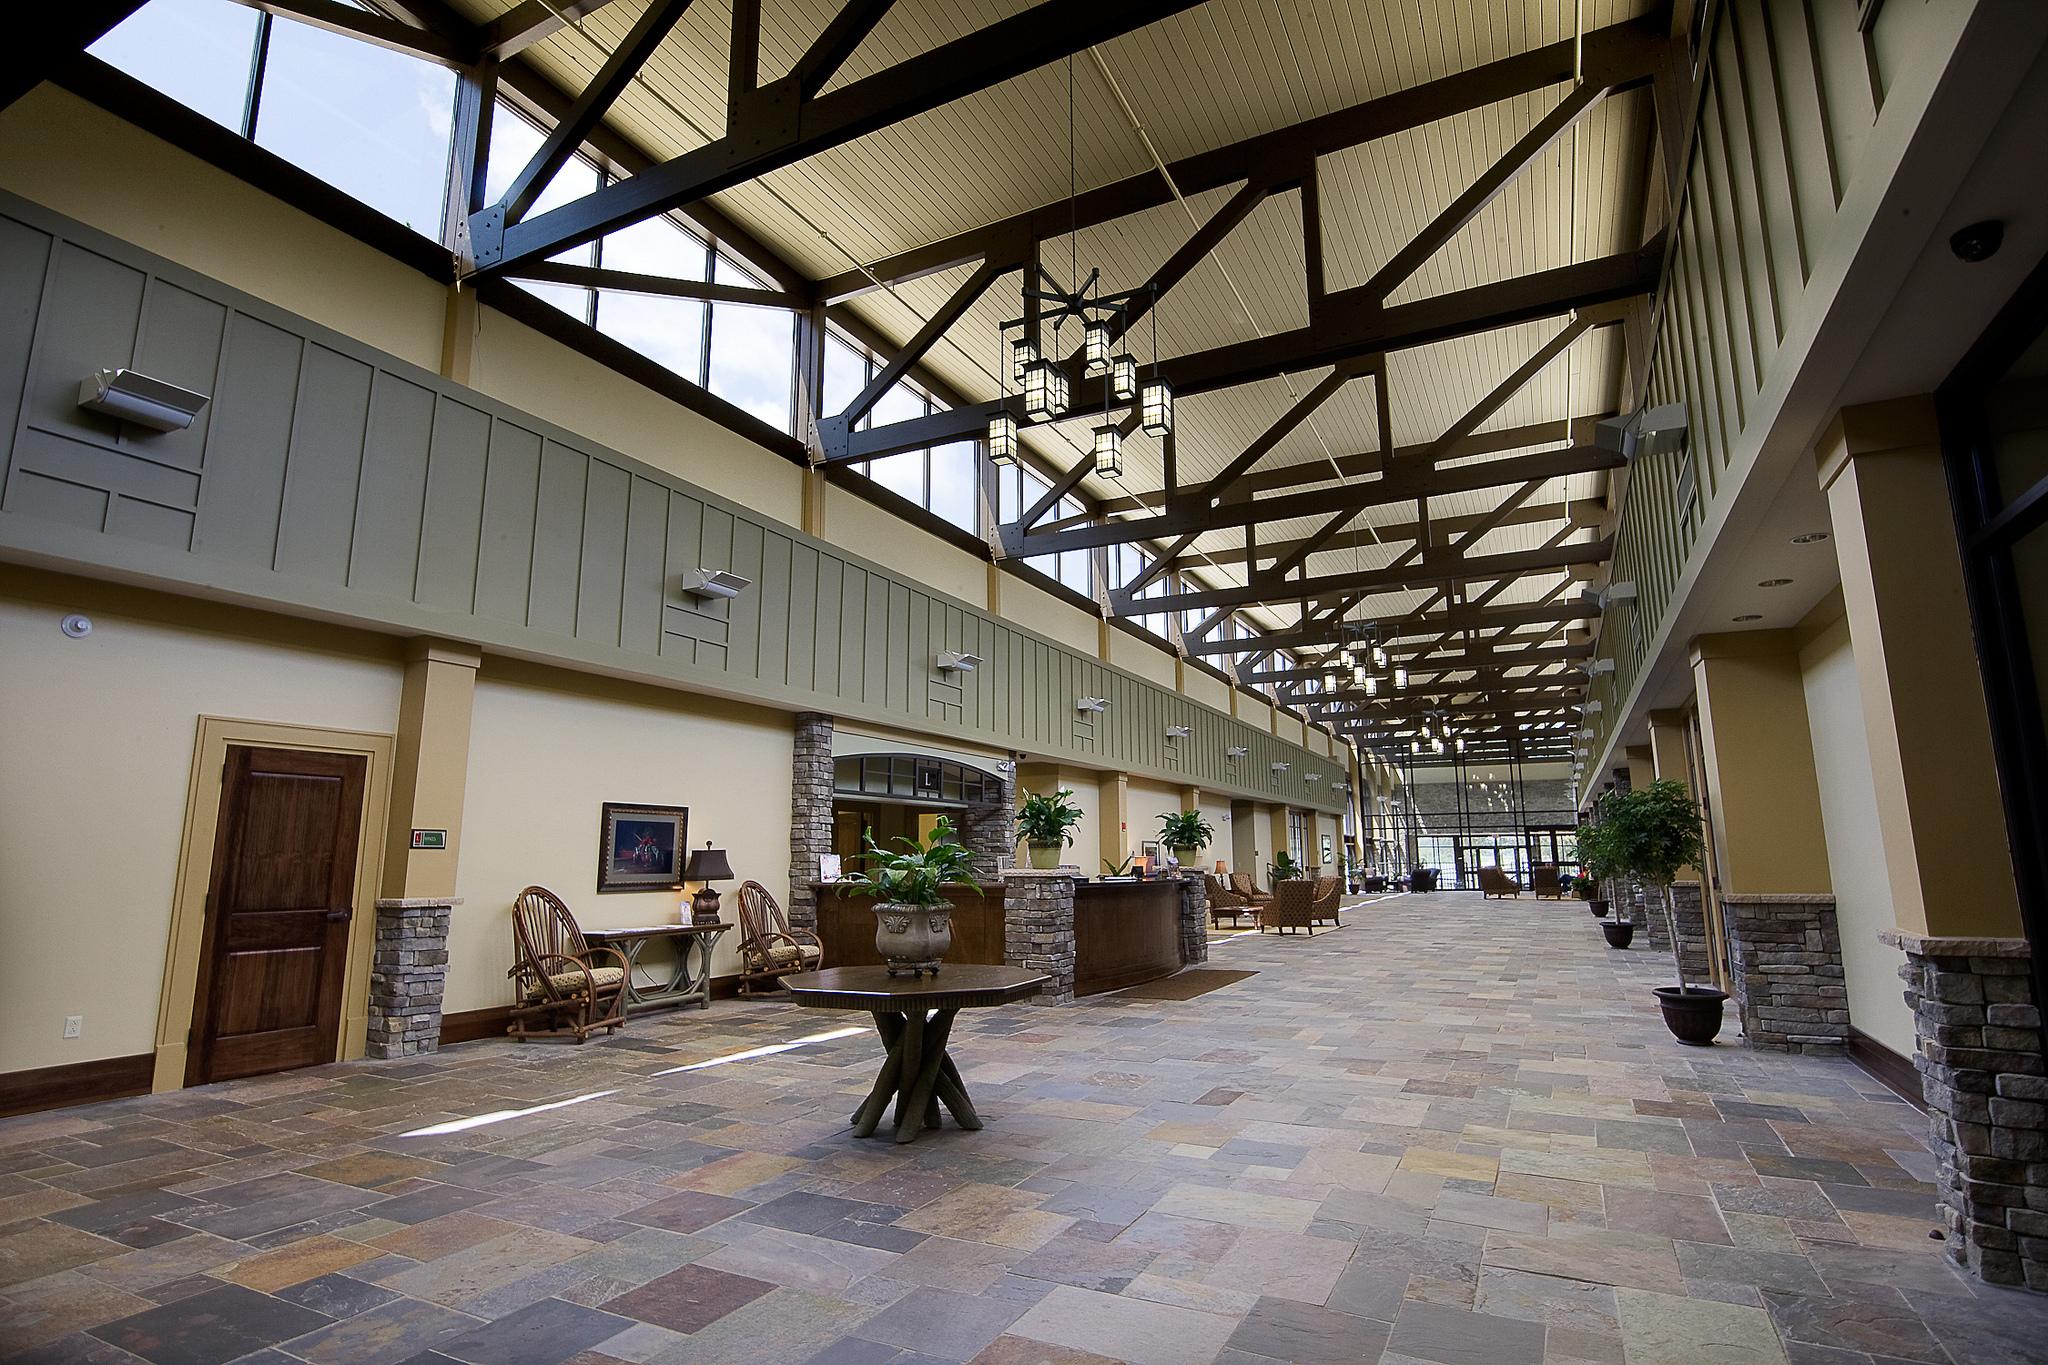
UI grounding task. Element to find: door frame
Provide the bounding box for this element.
[155,717,393,1094]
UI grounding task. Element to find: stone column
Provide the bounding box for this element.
[1001,869,1075,1005]
[957,771,1015,881]
[1884,931,2044,1288]
[367,897,458,1058]
[1722,894,1848,1054]
[1668,879,1712,985]
[1177,870,1209,966]
[1691,632,1840,1048]
[787,713,834,930]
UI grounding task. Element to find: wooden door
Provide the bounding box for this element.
[187,746,366,1086]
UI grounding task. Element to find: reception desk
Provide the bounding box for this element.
[812,876,1185,997]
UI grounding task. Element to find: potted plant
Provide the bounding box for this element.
[1101,854,1137,881]
[1594,780,1722,1044]
[1017,788,1084,870]
[836,816,980,976]
[1574,824,1616,920]
[1158,810,1215,867]
[1267,850,1303,886]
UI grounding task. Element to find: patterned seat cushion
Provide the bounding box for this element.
[528,966,625,997]
[756,943,823,969]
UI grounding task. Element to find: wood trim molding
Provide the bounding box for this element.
[0,1053,154,1119]
[1847,1027,1925,1111]
[156,718,395,1094]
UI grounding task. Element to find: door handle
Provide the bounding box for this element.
[325,908,353,923]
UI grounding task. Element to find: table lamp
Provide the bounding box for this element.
[682,842,733,925]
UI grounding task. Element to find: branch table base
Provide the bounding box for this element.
[785,965,1048,1145]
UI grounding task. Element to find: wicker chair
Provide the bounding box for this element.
[1530,865,1565,899]
[1309,875,1342,926]
[734,880,824,996]
[1206,874,1257,928]
[1259,878,1319,935]
[1230,871,1274,910]
[508,886,628,1042]
[1478,866,1522,898]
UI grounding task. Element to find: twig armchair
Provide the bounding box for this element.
[735,880,824,996]
[509,886,628,1042]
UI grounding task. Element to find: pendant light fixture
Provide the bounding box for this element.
[1083,320,1110,377]
[1109,354,1137,402]
[1011,337,1039,385]
[989,325,1017,465]
[1092,424,1123,480]
[1394,665,1408,689]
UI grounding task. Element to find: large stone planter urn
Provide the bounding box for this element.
[873,901,951,976]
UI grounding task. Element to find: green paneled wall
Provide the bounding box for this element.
[1578,0,1972,775]
[0,192,1343,812]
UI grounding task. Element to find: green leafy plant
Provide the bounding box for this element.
[1102,854,1136,877]
[1157,810,1215,854]
[1017,789,1084,848]
[1267,850,1303,884]
[1589,781,1707,988]
[835,816,980,909]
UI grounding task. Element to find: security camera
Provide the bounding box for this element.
[1950,220,2004,264]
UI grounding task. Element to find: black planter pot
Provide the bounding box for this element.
[1589,898,1611,918]
[1654,985,1729,1045]
[1600,920,1634,948]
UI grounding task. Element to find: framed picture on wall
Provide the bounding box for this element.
[597,802,689,893]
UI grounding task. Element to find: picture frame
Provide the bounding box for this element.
[597,802,689,893]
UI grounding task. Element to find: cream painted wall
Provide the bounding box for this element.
[1126,778,1188,865]
[451,662,794,1012]
[821,484,988,608]
[0,89,445,372]
[1110,631,1180,689]
[0,573,404,1073]
[467,309,803,528]
[1000,577,1101,655]
[1014,764,1102,872]
[1798,616,1915,1057]
[1199,795,1234,872]
[1182,667,1229,712]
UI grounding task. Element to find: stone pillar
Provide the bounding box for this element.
[957,771,1015,881]
[367,897,457,1058]
[788,712,834,930]
[1722,894,1848,1054]
[1177,870,1209,966]
[1883,931,2045,1288]
[1668,880,1712,985]
[1001,869,1075,1005]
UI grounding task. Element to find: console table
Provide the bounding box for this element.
[581,922,730,1014]
[786,965,1046,1145]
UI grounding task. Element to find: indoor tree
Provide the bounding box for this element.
[1591,780,1721,1042]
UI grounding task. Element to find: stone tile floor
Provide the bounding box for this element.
[6,892,2048,1364]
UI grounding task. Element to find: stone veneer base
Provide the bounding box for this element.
[1882,930,2047,1290]
[1723,893,1846,1055]
[1001,869,1076,1005]
[367,897,458,1059]
[787,713,833,931]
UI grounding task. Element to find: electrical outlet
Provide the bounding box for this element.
[63,1015,82,1039]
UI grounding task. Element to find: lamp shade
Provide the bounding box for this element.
[683,842,734,882]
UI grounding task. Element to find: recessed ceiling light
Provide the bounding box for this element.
[1791,531,1830,544]
[1733,614,1763,622]
[1757,578,1792,588]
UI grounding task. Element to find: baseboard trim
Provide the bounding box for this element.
[1848,1027,1925,1111]
[0,1052,154,1118]
[438,975,752,1047]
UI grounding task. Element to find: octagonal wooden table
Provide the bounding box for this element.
[785,964,1047,1145]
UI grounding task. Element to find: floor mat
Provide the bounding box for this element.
[1115,968,1257,1000]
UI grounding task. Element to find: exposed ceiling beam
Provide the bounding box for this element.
[1204,602,1597,658]
[507,261,801,308]
[226,0,473,65]
[793,0,901,99]
[7,3,162,110]
[477,0,627,60]
[817,16,1667,299]
[1118,539,1609,617]
[1011,442,1624,556]
[468,0,1215,275]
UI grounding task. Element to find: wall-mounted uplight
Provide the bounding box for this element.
[678,568,751,600]
[1165,724,1191,739]
[1226,745,1248,758]
[1076,697,1108,713]
[1304,772,1323,783]
[77,368,209,432]
[1584,659,1616,676]
[1583,700,1603,714]
[936,651,981,672]
[1271,761,1291,773]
